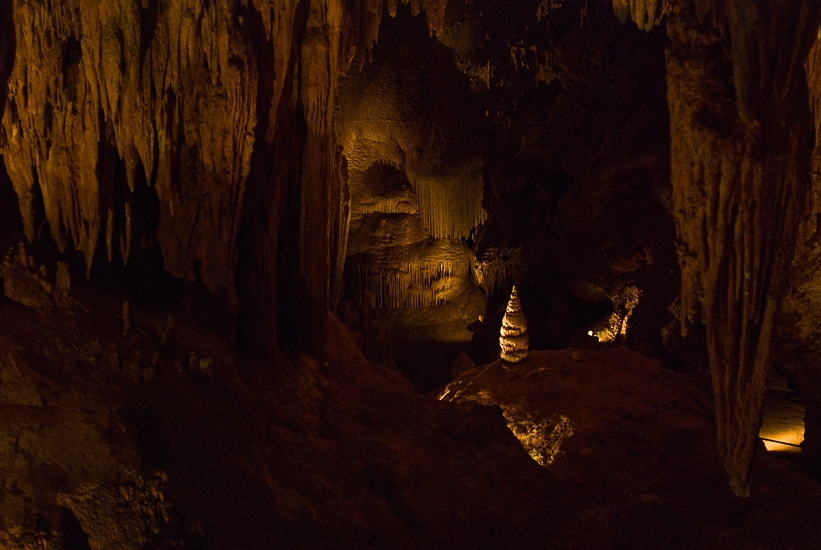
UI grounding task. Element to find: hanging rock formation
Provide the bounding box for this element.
[336,7,484,310]
[500,285,529,363]
[612,0,668,30]
[618,0,821,496]
[0,0,446,357]
[1,0,258,288]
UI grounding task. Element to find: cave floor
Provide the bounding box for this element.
[1,288,821,549]
[440,348,821,549]
[382,286,485,394]
[760,378,805,453]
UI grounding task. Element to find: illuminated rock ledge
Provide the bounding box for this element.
[438,348,721,488]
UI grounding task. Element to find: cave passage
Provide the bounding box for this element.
[1,0,821,548]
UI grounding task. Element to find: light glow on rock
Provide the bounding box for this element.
[499,286,529,363]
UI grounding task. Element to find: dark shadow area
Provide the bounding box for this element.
[235,0,313,360]
[85,140,179,303]
[59,507,92,550]
[81,152,237,343]
[394,340,467,395]
[0,156,23,256]
[116,360,317,550]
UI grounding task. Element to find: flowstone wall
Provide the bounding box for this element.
[0,0,446,357]
[336,5,484,310]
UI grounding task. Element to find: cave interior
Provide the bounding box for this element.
[2,0,821,548]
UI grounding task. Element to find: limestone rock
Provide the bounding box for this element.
[451,351,476,379]
[500,286,529,363]
[55,262,70,291]
[337,10,484,310]
[0,0,447,358]
[122,301,131,335]
[799,353,821,479]
[0,244,55,310]
[662,0,821,497]
[612,0,668,30]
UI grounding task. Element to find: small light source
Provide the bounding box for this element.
[588,331,593,336]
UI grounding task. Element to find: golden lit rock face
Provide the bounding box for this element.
[0,0,445,328]
[505,409,574,466]
[619,0,821,497]
[1,0,257,289]
[438,347,715,476]
[593,284,641,343]
[0,0,449,356]
[500,285,529,363]
[336,10,485,309]
[611,0,668,31]
[438,358,574,469]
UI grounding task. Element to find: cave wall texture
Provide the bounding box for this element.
[0,0,447,358]
[618,0,821,496]
[1,0,821,502]
[336,7,484,309]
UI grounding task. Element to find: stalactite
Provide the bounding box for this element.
[0,0,446,333]
[612,0,668,31]
[0,0,258,287]
[412,175,486,240]
[345,254,470,309]
[473,246,526,301]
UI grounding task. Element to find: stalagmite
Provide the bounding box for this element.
[499,286,529,363]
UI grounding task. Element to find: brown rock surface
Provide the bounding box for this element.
[2,279,821,548]
[617,0,821,496]
[0,0,447,358]
[0,286,562,549]
[3,0,821,544]
[337,6,484,311]
[439,347,821,548]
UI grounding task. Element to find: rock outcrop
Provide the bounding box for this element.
[0,286,560,550]
[439,347,821,549]
[336,6,483,310]
[618,0,821,496]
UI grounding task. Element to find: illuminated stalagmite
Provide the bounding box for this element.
[618,0,821,496]
[500,286,529,363]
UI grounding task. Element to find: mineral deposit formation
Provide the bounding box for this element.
[500,286,529,363]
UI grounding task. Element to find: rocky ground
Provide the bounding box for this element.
[440,348,821,549]
[0,278,558,550]
[1,276,821,549]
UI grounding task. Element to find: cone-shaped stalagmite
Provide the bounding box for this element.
[500,286,529,363]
